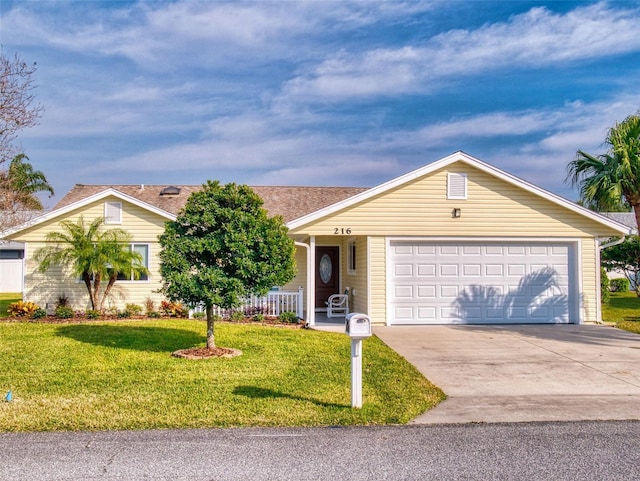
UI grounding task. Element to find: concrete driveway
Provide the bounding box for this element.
[374,324,640,424]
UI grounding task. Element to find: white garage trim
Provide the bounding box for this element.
[386,238,582,325]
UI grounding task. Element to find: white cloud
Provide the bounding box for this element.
[281,2,640,101]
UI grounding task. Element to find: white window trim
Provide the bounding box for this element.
[104,201,122,224]
[117,243,150,283]
[447,173,467,200]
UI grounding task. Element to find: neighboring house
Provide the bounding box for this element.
[601,212,638,289]
[1,210,42,293]
[0,240,25,293]
[0,152,632,325]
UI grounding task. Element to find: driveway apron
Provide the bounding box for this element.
[374,325,640,424]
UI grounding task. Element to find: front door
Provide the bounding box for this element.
[315,246,340,310]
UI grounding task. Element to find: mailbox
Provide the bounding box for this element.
[345,313,372,339]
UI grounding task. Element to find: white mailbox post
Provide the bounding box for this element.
[345,313,372,408]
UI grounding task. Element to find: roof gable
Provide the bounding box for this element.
[286,151,633,235]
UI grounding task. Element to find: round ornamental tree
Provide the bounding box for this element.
[158,181,296,349]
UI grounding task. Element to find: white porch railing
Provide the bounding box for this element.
[203,287,304,319]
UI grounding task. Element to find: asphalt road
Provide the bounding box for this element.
[1,421,639,480]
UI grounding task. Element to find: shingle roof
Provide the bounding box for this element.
[601,212,638,231]
[54,184,369,223]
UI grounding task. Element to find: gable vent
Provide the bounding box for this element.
[159,186,181,196]
[447,173,467,200]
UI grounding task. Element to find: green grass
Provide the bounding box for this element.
[0,293,21,318]
[0,319,444,432]
[602,291,640,334]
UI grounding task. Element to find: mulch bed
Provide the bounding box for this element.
[172,346,243,359]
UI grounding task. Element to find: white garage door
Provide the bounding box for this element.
[389,241,574,324]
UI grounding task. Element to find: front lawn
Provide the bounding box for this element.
[603,291,640,334]
[0,319,444,432]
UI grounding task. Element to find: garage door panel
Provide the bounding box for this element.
[394,264,413,276]
[390,241,573,325]
[394,285,413,298]
[417,264,436,276]
[462,264,481,276]
[440,246,458,255]
[440,264,458,276]
[440,285,459,298]
[417,285,436,298]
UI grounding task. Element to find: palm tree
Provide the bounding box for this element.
[0,153,54,210]
[566,114,640,228]
[34,217,148,311]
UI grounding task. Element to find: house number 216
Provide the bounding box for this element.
[334,227,352,235]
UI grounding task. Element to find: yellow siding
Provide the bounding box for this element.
[343,236,368,314]
[11,196,168,311]
[280,246,307,310]
[581,239,598,322]
[289,163,622,238]
[368,237,386,324]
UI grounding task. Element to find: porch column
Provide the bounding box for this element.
[309,236,316,326]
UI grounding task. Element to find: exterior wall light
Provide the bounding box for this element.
[452,208,461,218]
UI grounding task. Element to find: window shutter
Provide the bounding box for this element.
[447,173,467,199]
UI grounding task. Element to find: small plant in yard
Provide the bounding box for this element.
[55,305,74,319]
[7,301,40,317]
[278,311,298,324]
[148,311,161,318]
[160,300,186,317]
[610,278,630,293]
[144,297,155,315]
[228,310,246,322]
[117,309,131,319]
[56,293,69,307]
[253,313,265,322]
[31,308,47,319]
[126,303,143,315]
[86,309,100,319]
[193,311,206,319]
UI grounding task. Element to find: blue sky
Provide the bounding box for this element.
[1,0,640,208]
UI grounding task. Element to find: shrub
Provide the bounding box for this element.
[229,310,246,322]
[193,311,205,319]
[601,268,610,304]
[31,308,47,319]
[126,303,143,315]
[253,313,265,322]
[148,311,161,318]
[610,278,630,293]
[160,300,187,317]
[55,305,74,319]
[117,309,131,319]
[86,309,101,319]
[278,311,298,324]
[144,297,155,314]
[56,293,69,307]
[8,301,40,318]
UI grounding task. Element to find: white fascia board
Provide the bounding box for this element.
[286,151,633,235]
[1,188,176,238]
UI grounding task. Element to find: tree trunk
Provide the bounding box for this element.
[82,272,97,310]
[206,304,215,349]
[99,275,118,311]
[633,203,640,233]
